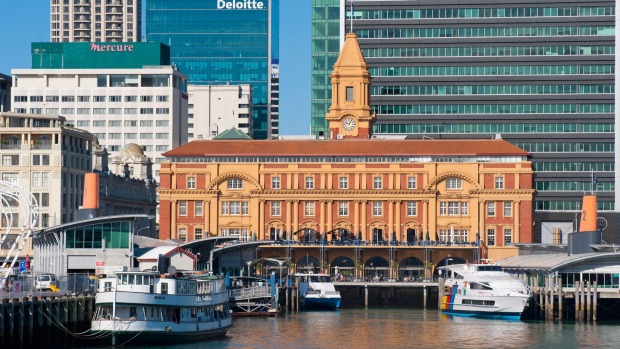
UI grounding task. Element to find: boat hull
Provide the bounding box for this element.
[301,296,341,310]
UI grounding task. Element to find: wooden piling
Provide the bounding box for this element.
[558,277,564,321]
[580,280,585,321]
[438,277,445,310]
[549,279,554,320]
[586,280,591,321]
[423,286,427,309]
[593,281,598,322]
[538,276,544,319]
[364,284,369,308]
[574,281,580,321]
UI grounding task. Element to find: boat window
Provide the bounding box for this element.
[469,282,492,290]
[162,282,168,294]
[104,281,112,292]
[477,265,502,272]
[128,275,135,285]
[462,299,495,306]
[122,274,128,285]
[135,275,143,285]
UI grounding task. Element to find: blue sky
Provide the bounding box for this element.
[0,0,311,136]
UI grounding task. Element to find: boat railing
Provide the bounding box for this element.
[229,285,272,299]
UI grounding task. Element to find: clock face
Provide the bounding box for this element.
[342,117,356,131]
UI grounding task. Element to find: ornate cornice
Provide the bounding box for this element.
[259,189,432,196]
[425,173,481,191]
[158,189,218,196]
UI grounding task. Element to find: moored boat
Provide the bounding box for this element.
[441,263,532,320]
[90,270,232,345]
[293,273,341,310]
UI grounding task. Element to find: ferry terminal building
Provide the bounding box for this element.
[158,33,536,266]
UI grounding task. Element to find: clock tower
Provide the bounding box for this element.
[325,32,376,139]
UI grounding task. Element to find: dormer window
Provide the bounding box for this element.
[345,86,354,101]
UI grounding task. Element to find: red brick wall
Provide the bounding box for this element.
[519,200,534,243]
[159,200,171,240]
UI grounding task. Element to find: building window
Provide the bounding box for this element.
[187,176,196,189]
[487,229,496,246]
[440,202,447,215]
[41,193,49,207]
[195,228,203,240]
[272,176,280,189]
[179,228,187,242]
[339,176,348,189]
[32,172,41,187]
[271,201,281,216]
[446,178,462,190]
[345,86,354,101]
[408,176,417,189]
[221,202,229,215]
[461,202,469,215]
[230,202,241,215]
[504,229,512,245]
[339,201,349,216]
[372,201,383,216]
[448,202,460,215]
[228,178,243,189]
[504,202,513,217]
[195,201,203,216]
[305,201,315,216]
[495,176,504,189]
[42,172,49,186]
[2,155,18,166]
[179,201,187,216]
[305,176,314,189]
[2,173,19,185]
[242,202,249,215]
[407,201,417,216]
[487,202,496,216]
[373,176,382,189]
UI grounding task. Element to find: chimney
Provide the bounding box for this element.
[83,173,100,209]
[578,194,597,232]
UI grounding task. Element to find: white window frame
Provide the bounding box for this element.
[373,176,382,189]
[179,201,187,216]
[306,176,314,189]
[221,202,229,215]
[495,176,504,189]
[272,176,281,189]
[448,202,459,215]
[440,202,447,215]
[461,202,469,215]
[195,228,203,240]
[187,176,196,189]
[339,176,348,189]
[271,201,281,216]
[305,201,315,216]
[372,201,383,216]
[504,202,512,217]
[504,228,513,245]
[487,229,496,246]
[230,201,241,215]
[446,177,462,190]
[408,176,417,189]
[407,201,417,216]
[242,202,249,215]
[228,178,243,189]
[195,201,203,216]
[179,228,187,242]
[487,202,496,216]
[339,201,349,216]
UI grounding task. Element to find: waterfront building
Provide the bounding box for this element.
[187,84,253,141]
[158,33,536,261]
[11,42,188,182]
[0,112,94,259]
[310,0,616,241]
[50,0,141,43]
[145,0,279,140]
[0,73,10,113]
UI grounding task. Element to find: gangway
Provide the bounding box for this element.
[0,180,38,284]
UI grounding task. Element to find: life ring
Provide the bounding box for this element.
[463,281,468,288]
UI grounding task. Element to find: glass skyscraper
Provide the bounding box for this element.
[146,0,279,139]
[311,0,617,241]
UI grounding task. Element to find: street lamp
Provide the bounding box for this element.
[246,260,252,277]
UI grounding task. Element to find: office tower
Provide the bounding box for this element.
[50,0,141,42]
[146,0,279,139]
[0,73,10,112]
[311,0,616,240]
[12,42,188,183]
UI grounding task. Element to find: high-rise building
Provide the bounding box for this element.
[146,0,279,139]
[11,42,188,183]
[311,0,616,241]
[50,0,141,42]
[0,73,10,112]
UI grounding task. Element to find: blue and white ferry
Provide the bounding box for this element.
[294,273,341,310]
[441,263,532,320]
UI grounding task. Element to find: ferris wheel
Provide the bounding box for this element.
[0,180,39,280]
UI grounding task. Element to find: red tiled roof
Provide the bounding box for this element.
[163,139,529,157]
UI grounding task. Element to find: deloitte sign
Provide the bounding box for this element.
[217,0,266,9]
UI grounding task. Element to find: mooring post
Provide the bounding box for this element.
[593,280,598,322]
[558,277,563,321]
[423,286,427,309]
[364,284,368,308]
[574,281,580,321]
[18,299,24,345]
[586,280,591,322]
[538,276,544,319]
[549,278,555,320]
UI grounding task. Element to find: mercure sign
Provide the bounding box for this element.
[217,0,265,9]
[90,43,134,52]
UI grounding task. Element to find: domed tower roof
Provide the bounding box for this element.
[124,143,145,156]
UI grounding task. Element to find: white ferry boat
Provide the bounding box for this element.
[294,273,341,310]
[441,263,532,320]
[90,270,232,345]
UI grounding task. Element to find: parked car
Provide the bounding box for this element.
[34,274,58,291]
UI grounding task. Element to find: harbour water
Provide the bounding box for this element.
[119,308,620,349]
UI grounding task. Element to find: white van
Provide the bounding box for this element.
[34,274,58,291]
